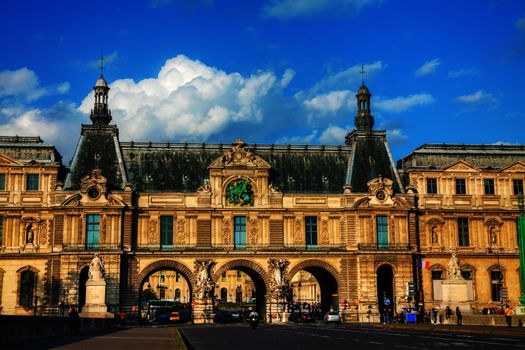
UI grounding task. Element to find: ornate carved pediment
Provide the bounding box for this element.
[353,196,371,208]
[61,194,81,206]
[0,154,23,166]
[80,169,107,200]
[501,161,525,173]
[443,160,479,172]
[209,139,270,169]
[367,175,394,198]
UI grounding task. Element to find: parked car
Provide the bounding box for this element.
[324,311,341,324]
[290,310,315,323]
[170,311,180,322]
[214,309,244,323]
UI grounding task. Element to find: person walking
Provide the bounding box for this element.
[504,304,513,327]
[455,306,462,326]
[68,306,80,334]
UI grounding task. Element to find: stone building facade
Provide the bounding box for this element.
[0,73,522,322]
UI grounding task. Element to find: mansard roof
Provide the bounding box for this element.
[398,143,525,170]
[0,136,62,164]
[120,141,351,193]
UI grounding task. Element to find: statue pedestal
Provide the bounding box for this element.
[440,279,472,314]
[193,299,214,324]
[80,279,112,318]
[515,304,525,316]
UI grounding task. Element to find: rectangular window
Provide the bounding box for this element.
[160,271,165,283]
[426,178,437,194]
[0,216,3,246]
[484,179,495,195]
[490,270,503,302]
[237,270,242,282]
[431,270,443,301]
[86,214,100,249]
[234,216,246,250]
[513,179,524,195]
[0,174,5,191]
[221,272,227,282]
[26,174,39,191]
[176,272,180,283]
[305,216,318,248]
[458,218,469,247]
[160,216,173,248]
[455,179,466,194]
[376,216,389,248]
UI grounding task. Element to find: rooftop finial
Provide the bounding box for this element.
[99,48,105,76]
[360,61,366,83]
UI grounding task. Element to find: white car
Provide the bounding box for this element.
[324,311,341,324]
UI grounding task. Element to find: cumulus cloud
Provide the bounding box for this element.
[447,68,479,79]
[455,89,499,111]
[79,55,288,141]
[375,93,434,113]
[318,125,347,144]
[304,90,353,114]
[262,0,382,19]
[276,130,318,144]
[415,58,441,77]
[0,67,70,101]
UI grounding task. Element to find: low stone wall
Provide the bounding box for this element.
[0,315,116,343]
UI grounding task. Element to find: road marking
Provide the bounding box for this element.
[420,335,525,348]
[491,338,520,342]
[368,341,384,345]
[456,335,474,338]
[97,336,174,340]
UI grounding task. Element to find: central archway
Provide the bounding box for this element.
[287,260,341,315]
[212,259,269,320]
[136,260,196,323]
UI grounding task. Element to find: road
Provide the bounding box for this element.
[181,323,525,350]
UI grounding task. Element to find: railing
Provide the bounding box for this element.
[357,243,410,251]
[62,244,121,251]
[135,243,347,252]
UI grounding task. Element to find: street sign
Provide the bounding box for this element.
[384,298,391,306]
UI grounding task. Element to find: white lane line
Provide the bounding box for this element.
[368,341,384,345]
[421,335,525,348]
[491,338,520,342]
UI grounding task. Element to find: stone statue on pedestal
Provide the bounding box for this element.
[194,260,216,300]
[88,253,105,280]
[80,253,112,318]
[446,253,463,280]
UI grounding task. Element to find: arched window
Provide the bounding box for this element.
[19,270,36,307]
[220,287,227,301]
[431,268,443,301]
[490,269,503,302]
[175,288,181,300]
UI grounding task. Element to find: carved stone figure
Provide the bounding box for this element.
[194,259,216,299]
[446,253,463,280]
[489,227,498,245]
[26,223,35,244]
[88,253,105,281]
[431,225,438,244]
[268,258,290,298]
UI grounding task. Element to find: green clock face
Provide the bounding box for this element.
[226,178,253,206]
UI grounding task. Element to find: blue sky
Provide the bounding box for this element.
[1,0,524,162]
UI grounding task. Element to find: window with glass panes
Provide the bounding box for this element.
[237,270,242,281]
[376,216,388,248]
[513,179,524,195]
[234,216,246,249]
[0,174,5,191]
[176,272,180,282]
[458,218,469,246]
[26,174,39,191]
[455,179,466,194]
[484,179,495,195]
[431,270,443,300]
[160,216,173,248]
[490,270,503,302]
[222,272,227,282]
[160,271,165,282]
[305,216,318,247]
[86,214,100,249]
[426,178,437,194]
[19,270,35,307]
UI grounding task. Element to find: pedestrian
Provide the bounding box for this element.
[445,306,452,323]
[455,306,462,326]
[432,308,438,324]
[68,306,80,334]
[504,304,513,327]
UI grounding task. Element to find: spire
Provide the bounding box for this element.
[90,51,112,125]
[354,69,374,131]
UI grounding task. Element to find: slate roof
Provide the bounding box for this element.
[398,144,525,170]
[0,136,62,164]
[120,142,351,193]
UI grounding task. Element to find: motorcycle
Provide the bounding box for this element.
[248,312,259,329]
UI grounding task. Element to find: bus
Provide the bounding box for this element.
[144,300,191,323]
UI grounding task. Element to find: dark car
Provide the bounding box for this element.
[214,309,244,323]
[289,310,315,323]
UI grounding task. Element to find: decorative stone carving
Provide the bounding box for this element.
[80,169,107,200]
[268,258,290,299]
[209,139,270,168]
[40,220,48,245]
[25,223,35,244]
[248,219,258,245]
[446,253,463,280]
[88,253,105,281]
[223,219,232,244]
[269,183,281,193]
[489,226,499,246]
[176,219,186,244]
[320,219,329,244]
[226,178,254,206]
[294,219,303,244]
[197,179,211,193]
[431,225,439,245]
[148,219,158,243]
[367,175,394,199]
[194,259,216,300]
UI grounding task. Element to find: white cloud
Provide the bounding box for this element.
[375,93,434,113]
[276,130,318,144]
[304,90,353,114]
[492,141,519,146]
[309,61,385,94]
[447,68,479,79]
[318,125,347,144]
[262,0,382,19]
[415,58,441,77]
[516,16,525,32]
[386,128,408,145]
[280,69,295,88]
[455,89,499,111]
[0,67,70,101]
[79,55,284,141]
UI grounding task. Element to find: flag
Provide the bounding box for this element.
[418,259,430,269]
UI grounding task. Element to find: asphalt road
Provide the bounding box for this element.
[181,323,525,350]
